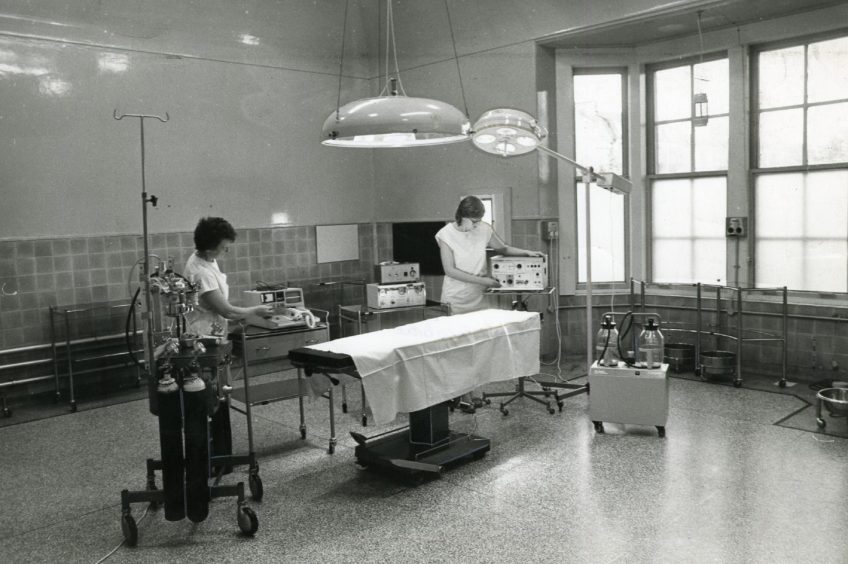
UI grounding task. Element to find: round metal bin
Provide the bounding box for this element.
[664,343,695,373]
[699,350,736,379]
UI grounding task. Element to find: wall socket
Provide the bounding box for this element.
[726,217,747,237]
[541,220,559,241]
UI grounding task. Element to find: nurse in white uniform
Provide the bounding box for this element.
[435,196,543,409]
[184,217,272,336]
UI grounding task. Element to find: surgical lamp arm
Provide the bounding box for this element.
[536,145,632,195]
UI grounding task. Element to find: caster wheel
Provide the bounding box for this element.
[593,421,605,434]
[779,380,787,388]
[657,426,666,438]
[328,443,335,455]
[694,367,701,377]
[2,408,11,418]
[499,405,509,417]
[733,380,742,388]
[146,481,160,510]
[70,402,77,413]
[237,506,259,537]
[817,418,826,429]
[248,473,263,502]
[342,402,348,414]
[121,514,138,547]
[547,406,555,415]
[300,428,306,440]
[484,398,491,405]
[361,416,368,427]
[557,402,564,412]
[585,383,590,395]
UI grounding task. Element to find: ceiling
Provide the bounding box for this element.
[539,0,847,48]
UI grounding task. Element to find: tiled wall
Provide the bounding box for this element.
[0,223,394,400]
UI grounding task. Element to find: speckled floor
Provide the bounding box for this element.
[1,367,847,564]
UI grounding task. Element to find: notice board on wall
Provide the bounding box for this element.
[316,224,359,263]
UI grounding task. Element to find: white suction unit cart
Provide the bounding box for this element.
[588,361,669,437]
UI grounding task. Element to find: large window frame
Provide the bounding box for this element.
[573,67,630,288]
[646,52,730,286]
[751,30,848,293]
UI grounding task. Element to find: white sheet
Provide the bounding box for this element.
[305,309,540,425]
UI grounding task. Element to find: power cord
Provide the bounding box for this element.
[93,504,150,564]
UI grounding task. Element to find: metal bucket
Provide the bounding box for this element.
[817,388,848,417]
[699,350,736,378]
[664,343,695,373]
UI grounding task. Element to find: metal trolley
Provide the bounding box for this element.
[629,279,788,388]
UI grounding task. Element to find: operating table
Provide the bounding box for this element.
[288,309,540,478]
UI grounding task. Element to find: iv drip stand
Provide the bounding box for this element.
[114,110,169,414]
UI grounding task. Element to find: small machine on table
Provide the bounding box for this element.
[289,309,541,479]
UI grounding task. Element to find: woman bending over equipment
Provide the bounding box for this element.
[435,196,543,411]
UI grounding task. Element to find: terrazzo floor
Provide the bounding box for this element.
[1,367,847,564]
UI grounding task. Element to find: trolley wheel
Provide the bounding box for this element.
[248,473,263,502]
[557,402,564,412]
[657,426,666,438]
[484,398,491,405]
[499,404,509,417]
[121,513,138,547]
[70,401,77,413]
[146,481,160,511]
[237,506,259,537]
[779,380,787,388]
[816,418,826,429]
[342,402,348,414]
[585,383,590,395]
[2,407,11,418]
[328,443,335,455]
[593,421,605,434]
[361,415,368,427]
[694,366,701,378]
[300,428,306,440]
[547,405,556,415]
[733,380,742,388]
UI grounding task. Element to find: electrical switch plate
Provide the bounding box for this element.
[541,220,559,241]
[726,217,747,237]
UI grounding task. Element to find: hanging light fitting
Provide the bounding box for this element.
[321,0,470,148]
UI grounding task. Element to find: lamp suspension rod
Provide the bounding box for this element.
[696,10,704,65]
[381,0,406,96]
[444,0,470,119]
[334,0,350,121]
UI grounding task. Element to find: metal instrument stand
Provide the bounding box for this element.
[481,287,586,415]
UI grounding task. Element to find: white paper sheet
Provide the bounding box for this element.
[305,309,541,425]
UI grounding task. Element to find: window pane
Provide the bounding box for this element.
[758,46,804,109]
[808,102,848,165]
[574,74,623,174]
[654,66,690,121]
[656,122,691,173]
[755,171,848,291]
[694,58,729,115]
[652,177,726,284]
[694,116,728,171]
[577,186,625,283]
[808,36,848,104]
[756,173,804,237]
[758,109,803,167]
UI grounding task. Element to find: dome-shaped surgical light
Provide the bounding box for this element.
[322,92,471,148]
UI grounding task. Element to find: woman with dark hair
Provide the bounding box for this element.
[435,196,543,412]
[183,217,272,337]
[436,196,542,314]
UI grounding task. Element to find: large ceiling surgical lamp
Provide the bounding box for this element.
[472,108,632,370]
[321,0,470,148]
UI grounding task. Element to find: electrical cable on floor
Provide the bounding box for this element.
[93,505,150,564]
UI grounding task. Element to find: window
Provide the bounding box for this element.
[753,35,848,291]
[648,56,729,284]
[574,70,627,283]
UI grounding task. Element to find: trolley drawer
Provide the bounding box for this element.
[237,326,329,364]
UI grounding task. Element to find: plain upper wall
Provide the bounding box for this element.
[0,0,720,239]
[0,0,379,238]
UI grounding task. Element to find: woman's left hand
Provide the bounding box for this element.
[525,250,545,257]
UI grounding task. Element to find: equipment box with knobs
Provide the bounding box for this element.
[489,255,547,290]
